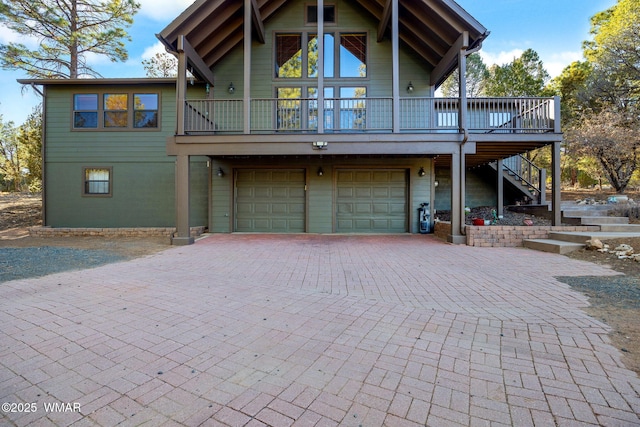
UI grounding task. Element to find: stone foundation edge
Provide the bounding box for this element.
[29,226,206,239]
[433,221,600,247]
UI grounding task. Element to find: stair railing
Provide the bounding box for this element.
[502,154,546,204]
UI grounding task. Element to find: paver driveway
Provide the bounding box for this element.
[1,234,639,426]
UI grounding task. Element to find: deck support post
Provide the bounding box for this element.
[551,140,562,225]
[496,158,504,217]
[448,146,466,244]
[172,154,194,245]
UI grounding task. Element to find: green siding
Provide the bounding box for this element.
[43,83,208,228]
[211,0,432,101]
[45,160,208,228]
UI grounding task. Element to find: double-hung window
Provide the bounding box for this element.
[83,167,112,197]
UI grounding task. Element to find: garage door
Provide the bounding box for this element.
[336,169,407,232]
[235,169,305,232]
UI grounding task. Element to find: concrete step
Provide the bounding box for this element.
[548,231,640,244]
[562,208,612,217]
[599,224,640,232]
[523,239,584,254]
[575,216,629,225]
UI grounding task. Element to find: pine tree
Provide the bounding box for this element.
[0,0,140,78]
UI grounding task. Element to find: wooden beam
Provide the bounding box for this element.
[430,31,468,87]
[177,35,216,86]
[243,0,251,134]
[377,0,392,42]
[251,0,265,44]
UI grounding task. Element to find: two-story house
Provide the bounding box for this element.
[20,0,563,245]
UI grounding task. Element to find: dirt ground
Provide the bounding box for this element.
[2,191,640,374]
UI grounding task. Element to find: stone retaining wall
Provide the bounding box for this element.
[433,221,600,247]
[29,226,206,238]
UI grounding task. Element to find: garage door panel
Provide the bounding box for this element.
[372,203,389,213]
[355,188,372,198]
[337,187,354,198]
[373,187,390,197]
[336,169,407,233]
[235,169,305,232]
[355,203,372,214]
[289,204,305,214]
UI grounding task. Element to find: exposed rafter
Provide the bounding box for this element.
[251,0,265,44]
[377,0,392,42]
[158,0,489,88]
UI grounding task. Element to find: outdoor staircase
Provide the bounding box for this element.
[490,155,545,204]
[523,203,640,254]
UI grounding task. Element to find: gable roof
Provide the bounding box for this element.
[157,0,488,88]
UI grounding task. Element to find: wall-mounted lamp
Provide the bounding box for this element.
[217,167,224,177]
[317,167,324,177]
[228,82,235,94]
[434,180,439,187]
[418,166,426,177]
[407,81,414,93]
[312,141,328,150]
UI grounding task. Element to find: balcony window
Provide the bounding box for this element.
[340,87,366,129]
[277,87,302,130]
[340,33,366,78]
[276,34,302,78]
[308,33,334,78]
[308,87,335,130]
[276,32,366,79]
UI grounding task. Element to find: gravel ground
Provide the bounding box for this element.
[436,206,551,226]
[0,246,127,282]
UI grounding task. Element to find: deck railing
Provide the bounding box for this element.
[183,97,556,134]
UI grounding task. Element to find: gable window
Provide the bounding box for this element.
[276,34,303,78]
[306,4,336,24]
[275,32,366,79]
[74,94,98,128]
[83,167,112,196]
[73,91,160,130]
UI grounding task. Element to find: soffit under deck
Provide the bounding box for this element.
[157,0,488,88]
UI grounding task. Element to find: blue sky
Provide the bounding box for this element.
[0,0,618,126]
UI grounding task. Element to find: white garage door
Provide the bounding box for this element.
[235,169,305,232]
[336,169,407,233]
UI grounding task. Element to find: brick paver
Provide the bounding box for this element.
[1,234,639,426]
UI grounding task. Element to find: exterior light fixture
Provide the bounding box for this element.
[217,168,224,177]
[407,82,414,93]
[228,82,235,94]
[418,166,426,177]
[317,167,324,177]
[312,141,327,150]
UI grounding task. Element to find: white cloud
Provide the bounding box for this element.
[479,49,524,67]
[479,49,583,79]
[137,0,197,22]
[141,42,168,60]
[0,25,40,48]
[543,51,583,78]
